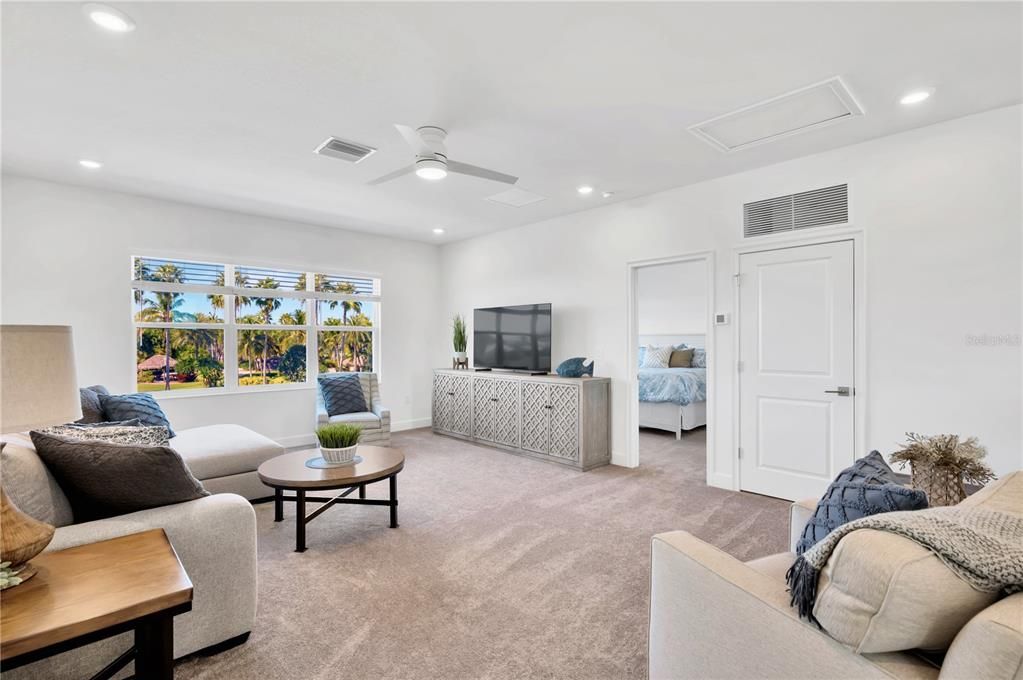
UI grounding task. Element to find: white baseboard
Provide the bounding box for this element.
[277,433,317,449]
[393,417,431,432]
[276,418,430,448]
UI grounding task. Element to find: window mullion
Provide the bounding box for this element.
[306,272,316,386]
[224,264,239,391]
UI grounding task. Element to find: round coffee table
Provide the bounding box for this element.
[257,446,405,552]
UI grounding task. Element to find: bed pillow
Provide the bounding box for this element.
[668,348,694,367]
[691,348,706,368]
[29,431,209,522]
[638,346,647,368]
[795,451,927,555]
[98,393,175,437]
[640,346,673,369]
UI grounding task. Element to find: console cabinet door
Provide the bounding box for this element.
[547,384,580,460]
[434,373,472,436]
[447,374,473,436]
[520,381,550,454]
[433,374,451,432]
[492,379,521,448]
[473,377,497,442]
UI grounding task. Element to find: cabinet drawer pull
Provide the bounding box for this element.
[447,392,455,396]
[490,397,499,402]
[544,404,553,409]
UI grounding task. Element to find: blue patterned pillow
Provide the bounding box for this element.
[319,373,367,416]
[638,346,647,369]
[795,451,928,555]
[99,393,175,438]
[691,348,706,368]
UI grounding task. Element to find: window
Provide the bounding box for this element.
[132,256,379,394]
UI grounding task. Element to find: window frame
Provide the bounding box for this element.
[131,258,381,398]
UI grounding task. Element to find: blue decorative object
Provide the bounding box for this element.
[556,357,594,378]
[98,393,175,437]
[318,373,367,416]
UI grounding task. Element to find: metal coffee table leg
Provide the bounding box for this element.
[295,489,306,553]
[389,474,399,528]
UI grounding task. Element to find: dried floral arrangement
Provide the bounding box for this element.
[890,433,996,484]
[890,433,996,505]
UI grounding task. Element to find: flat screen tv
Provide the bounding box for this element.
[473,304,552,373]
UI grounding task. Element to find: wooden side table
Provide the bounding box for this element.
[1,529,193,680]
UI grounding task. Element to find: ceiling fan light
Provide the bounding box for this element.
[415,158,448,180]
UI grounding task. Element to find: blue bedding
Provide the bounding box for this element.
[638,367,707,406]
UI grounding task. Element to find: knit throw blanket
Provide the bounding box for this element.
[786,507,1023,623]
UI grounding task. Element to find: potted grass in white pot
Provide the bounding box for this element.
[316,423,362,465]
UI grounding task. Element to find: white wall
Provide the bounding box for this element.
[1,176,445,445]
[441,105,1023,479]
[636,260,707,336]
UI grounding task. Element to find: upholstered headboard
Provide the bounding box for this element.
[638,333,706,349]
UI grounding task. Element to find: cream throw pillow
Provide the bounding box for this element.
[640,346,673,368]
[813,470,1022,653]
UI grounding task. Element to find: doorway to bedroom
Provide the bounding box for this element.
[633,256,711,469]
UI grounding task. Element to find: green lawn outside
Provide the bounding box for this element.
[137,382,210,392]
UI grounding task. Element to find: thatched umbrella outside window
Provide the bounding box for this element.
[138,354,176,381]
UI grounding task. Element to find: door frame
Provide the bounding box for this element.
[624,251,716,471]
[732,228,867,494]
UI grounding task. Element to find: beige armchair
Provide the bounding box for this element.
[649,488,1023,680]
[316,373,390,446]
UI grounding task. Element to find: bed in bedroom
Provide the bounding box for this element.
[638,334,707,439]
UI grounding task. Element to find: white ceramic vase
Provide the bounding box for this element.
[453,351,467,361]
[320,444,357,465]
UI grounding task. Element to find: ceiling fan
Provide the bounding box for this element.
[368,124,518,186]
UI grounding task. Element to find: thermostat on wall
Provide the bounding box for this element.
[715,313,730,325]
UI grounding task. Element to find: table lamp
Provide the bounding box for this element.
[0,325,82,587]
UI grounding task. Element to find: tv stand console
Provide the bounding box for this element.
[432,369,611,470]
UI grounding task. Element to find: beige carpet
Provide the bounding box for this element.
[176,428,788,680]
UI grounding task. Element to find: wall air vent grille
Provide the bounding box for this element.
[314,137,377,163]
[743,184,849,237]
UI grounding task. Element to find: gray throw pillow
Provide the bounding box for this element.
[76,384,111,424]
[795,451,928,555]
[29,431,209,522]
[318,373,367,416]
[98,393,175,437]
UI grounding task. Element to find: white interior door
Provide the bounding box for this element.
[739,240,855,500]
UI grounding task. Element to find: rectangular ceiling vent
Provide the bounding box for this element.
[313,136,377,163]
[689,77,864,153]
[743,184,849,237]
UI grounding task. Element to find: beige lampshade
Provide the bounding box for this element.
[0,325,82,433]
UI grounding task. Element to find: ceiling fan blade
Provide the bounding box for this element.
[447,160,517,185]
[367,166,415,185]
[394,124,431,156]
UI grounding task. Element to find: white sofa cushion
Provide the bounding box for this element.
[171,424,283,480]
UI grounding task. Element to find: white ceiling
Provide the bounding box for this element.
[3,2,1020,242]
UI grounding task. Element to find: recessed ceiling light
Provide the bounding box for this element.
[900,89,934,105]
[432,228,445,235]
[602,191,614,198]
[79,159,103,169]
[83,3,136,33]
[577,185,594,195]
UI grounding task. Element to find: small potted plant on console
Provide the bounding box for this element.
[316,423,362,465]
[452,314,468,368]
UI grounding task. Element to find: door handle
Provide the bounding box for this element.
[824,386,852,396]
